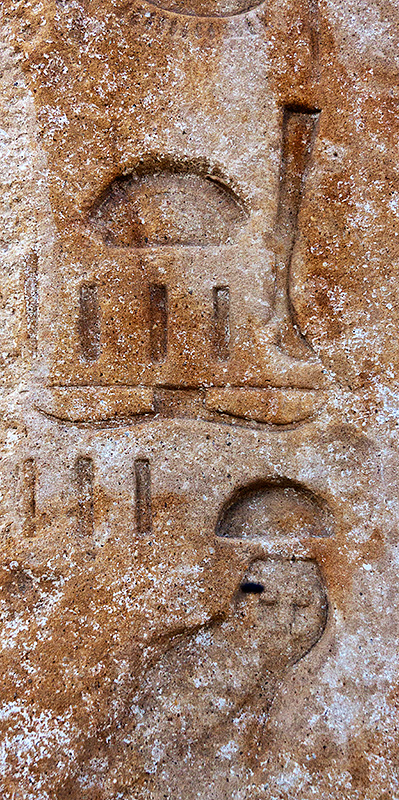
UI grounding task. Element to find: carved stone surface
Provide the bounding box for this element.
[1,0,399,798]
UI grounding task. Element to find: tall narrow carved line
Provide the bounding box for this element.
[308,0,320,77]
[150,284,168,362]
[213,286,230,360]
[79,284,101,361]
[24,251,38,351]
[274,106,321,354]
[76,456,94,537]
[135,458,152,535]
[22,458,36,536]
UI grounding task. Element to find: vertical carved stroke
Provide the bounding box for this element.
[79,284,101,361]
[213,286,230,360]
[135,459,152,535]
[76,456,94,537]
[150,284,168,361]
[308,0,320,77]
[22,458,36,536]
[24,251,38,351]
[274,106,321,355]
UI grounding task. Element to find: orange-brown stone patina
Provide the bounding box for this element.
[1,0,399,798]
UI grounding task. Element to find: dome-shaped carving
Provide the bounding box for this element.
[88,170,247,247]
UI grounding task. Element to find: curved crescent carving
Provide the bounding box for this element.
[88,170,247,247]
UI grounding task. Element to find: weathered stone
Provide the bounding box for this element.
[1,0,399,798]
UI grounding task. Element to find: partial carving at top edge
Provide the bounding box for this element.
[141,0,266,17]
[87,158,248,248]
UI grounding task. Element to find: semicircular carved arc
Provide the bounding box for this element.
[216,480,335,543]
[87,169,248,248]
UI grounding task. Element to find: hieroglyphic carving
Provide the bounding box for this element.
[274,106,321,358]
[88,169,247,248]
[150,284,168,362]
[3,0,350,794]
[134,458,152,535]
[35,386,155,424]
[142,0,265,17]
[217,480,334,540]
[131,558,327,763]
[23,251,38,352]
[128,481,331,768]
[75,456,94,538]
[19,453,153,545]
[21,458,36,537]
[205,386,325,425]
[213,285,230,360]
[37,119,328,427]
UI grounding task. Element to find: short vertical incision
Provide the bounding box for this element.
[79,284,101,361]
[135,458,152,535]
[213,286,230,360]
[21,458,36,536]
[149,284,168,361]
[24,251,38,350]
[76,456,94,537]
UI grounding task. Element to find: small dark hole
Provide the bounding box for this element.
[240,582,264,594]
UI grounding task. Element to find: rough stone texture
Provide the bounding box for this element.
[1,0,399,798]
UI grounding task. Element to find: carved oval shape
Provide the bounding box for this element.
[239,559,328,665]
[88,172,246,247]
[145,0,264,17]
